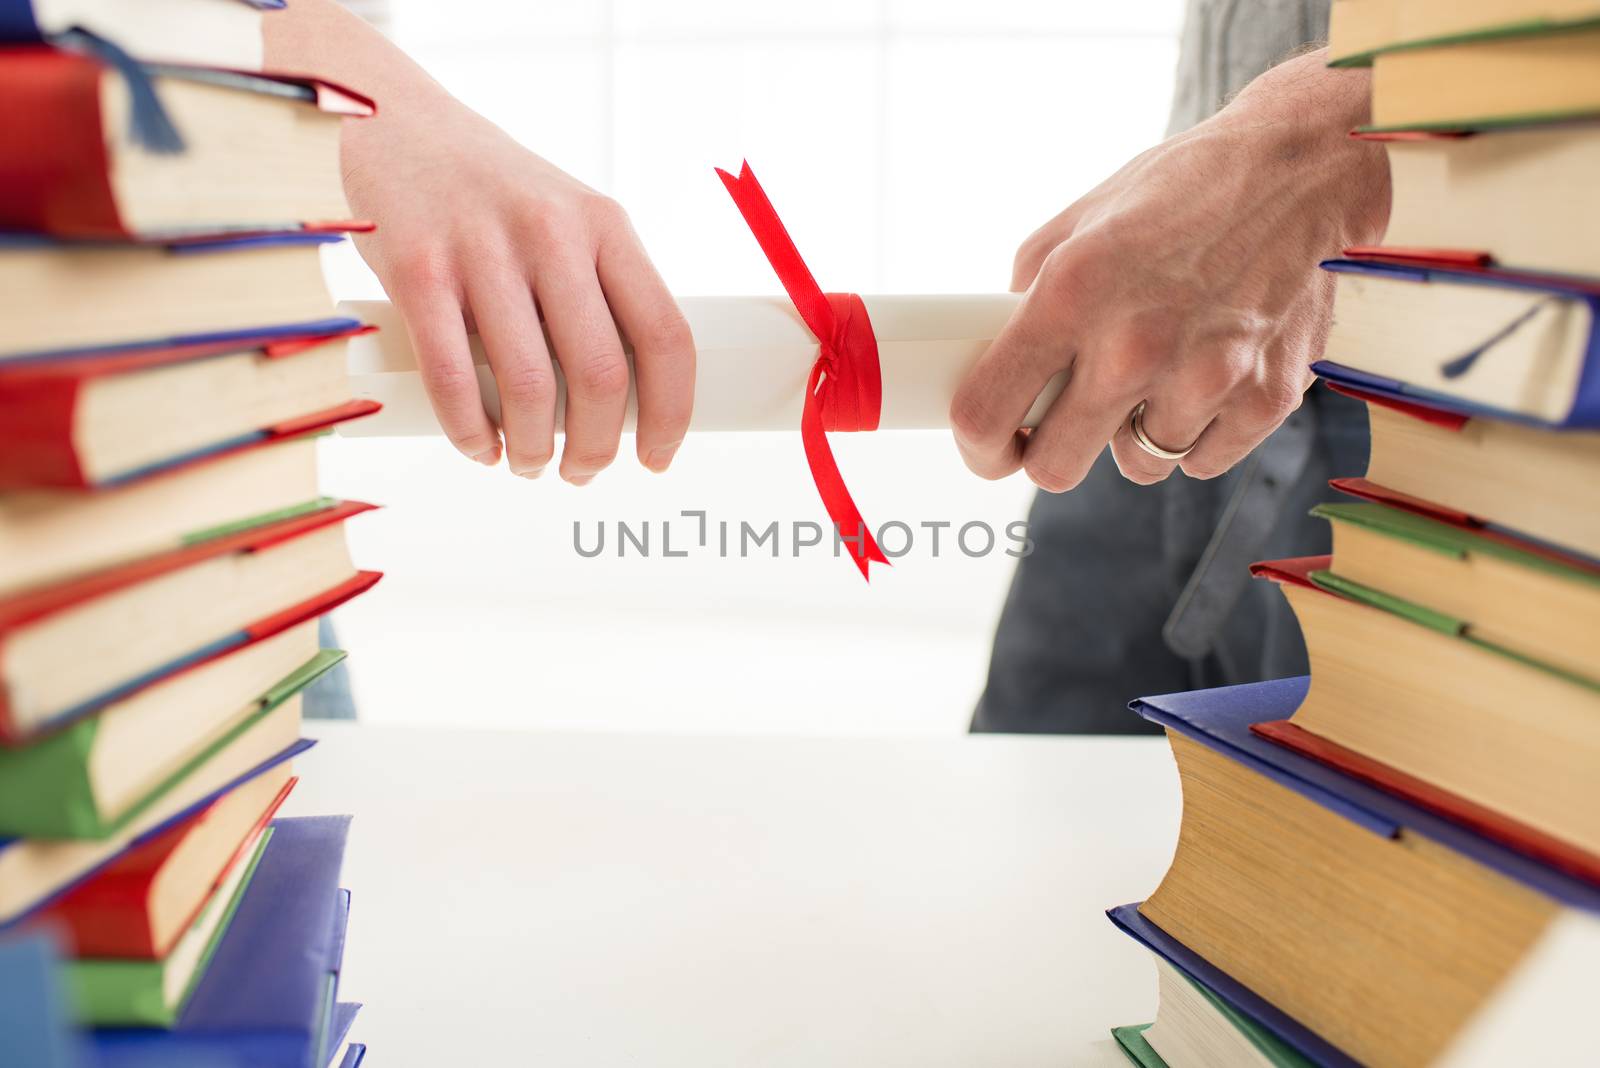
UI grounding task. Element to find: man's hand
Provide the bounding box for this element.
[951,51,1389,491]
[267,0,692,483]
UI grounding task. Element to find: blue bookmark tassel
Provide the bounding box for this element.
[56,27,186,154]
[1439,295,1558,379]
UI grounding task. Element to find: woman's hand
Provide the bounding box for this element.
[267,0,693,483]
[342,96,693,481]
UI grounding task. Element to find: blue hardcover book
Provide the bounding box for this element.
[315,888,354,1066]
[0,0,282,43]
[88,815,352,1068]
[1315,258,1600,429]
[1107,904,1359,1068]
[325,1002,361,1068]
[1130,677,1600,910]
[1115,678,1600,1067]
[0,932,78,1068]
[1,233,359,367]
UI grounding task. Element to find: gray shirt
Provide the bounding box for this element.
[971,0,1368,735]
[1168,0,1334,135]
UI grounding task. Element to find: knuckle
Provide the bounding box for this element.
[1012,231,1051,280]
[390,249,454,293]
[642,307,694,355]
[1093,321,1175,393]
[1180,456,1230,480]
[650,397,694,439]
[583,193,627,229]
[1107,348,1161,387]
[1243,378,1305,424]
[1033,244,1079,295]
[1215,345,1260,383]
[1274,378,1310,415]
[449,433,498,457]
[571,354,630,400]
[954,440,1017,483]
[1023,455,1080,494]
[586,192,623,217]
[521,199,571,245]
[510,443,555,470]
[564,444,618,473]
[1113,318,1176,374]
[1011,244,1035,283]
[949,390,998,448]
[497,361,556,409]
[1114,450,1170,486]
[1126,467,1170,486]
[418,357,479,403]
[1121,314,1178,358]
[971,463,1012,484]
[1039,234,1110,297]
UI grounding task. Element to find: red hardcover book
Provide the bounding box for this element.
[0,395,380,492]
[0,499,382,743]
[1329,476,1600,573]
[1339,246,1600,293]
[1250,554,1600,887]
[1255,719,1600,886]
[0,46,374,238]
[0,324,374,490]
[32,775,299,958]
[1323,381,1600,563]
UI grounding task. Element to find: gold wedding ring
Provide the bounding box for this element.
[1128,401,1196,462]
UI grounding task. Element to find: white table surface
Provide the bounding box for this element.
[281,724,1180,1067]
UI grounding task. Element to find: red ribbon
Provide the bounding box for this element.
[715,161,890,581]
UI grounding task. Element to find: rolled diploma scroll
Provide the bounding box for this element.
[337,294,1066,436]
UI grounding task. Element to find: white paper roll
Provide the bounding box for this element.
[337,294,1066,436]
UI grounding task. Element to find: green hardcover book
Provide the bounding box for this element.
[1258,554,1600,868]
[1111,1023,1166,1068]
[1309,568,1600,690]
[1328,0,1600,67]
[1142,956,1316,1068]
[67,825,273,1026]
[1361,25,1600,131]
[1313,501,1600,686]
[182,496,339,547]
[0,641,342,839]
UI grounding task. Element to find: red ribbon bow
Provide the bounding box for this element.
[715,161,890,581]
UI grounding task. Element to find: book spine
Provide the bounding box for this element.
[1254,719,1600,887]
[46,877,159,958]
[66,955,174,1027]
[0,48,125,236]
[0,0,42,40]
[0,717,104,838]
[48,776,297,959]
[0,376,89,488]
[0,650,13,745]
[1571,314,1600,425]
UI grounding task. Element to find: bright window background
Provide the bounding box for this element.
[319,0,1184,735]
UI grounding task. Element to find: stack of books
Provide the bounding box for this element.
[0,3,381,1065]
[1109,4,1600,1066]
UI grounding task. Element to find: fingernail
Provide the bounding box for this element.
[471,446,501,466]
[566,473,593,487]
[514,466,545,480]
[645,444,679,473]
